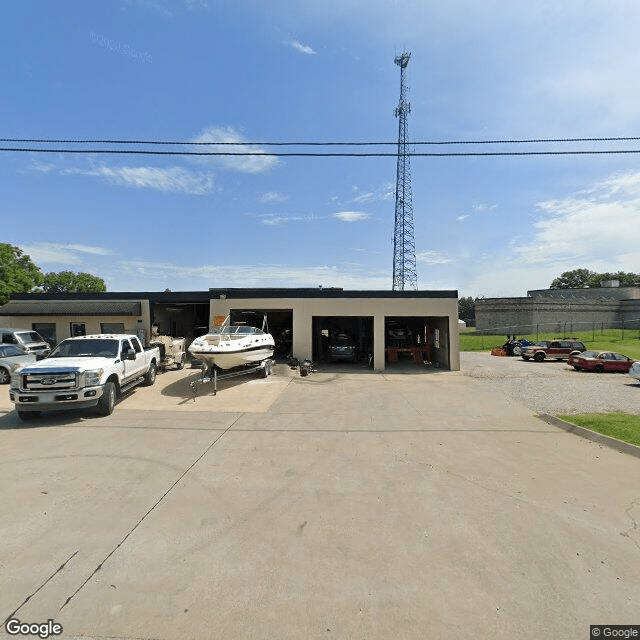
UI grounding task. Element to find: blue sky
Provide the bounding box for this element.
[3,0,640,297]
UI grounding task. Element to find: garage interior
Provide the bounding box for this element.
[151,301,209,346]
[312,316,374,365]
[385,316,451,369]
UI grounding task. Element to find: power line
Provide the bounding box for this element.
[3,146,640,157]
[2,135,640,146]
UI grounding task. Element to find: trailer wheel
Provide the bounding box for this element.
[260,360,272,378]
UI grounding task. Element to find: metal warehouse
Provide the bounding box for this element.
[0,288,460,372]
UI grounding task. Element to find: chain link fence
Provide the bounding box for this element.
[465,317,640,343]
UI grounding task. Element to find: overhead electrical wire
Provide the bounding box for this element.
[2,135,640,157]
[2,135,640,145]
[2,147,640,157]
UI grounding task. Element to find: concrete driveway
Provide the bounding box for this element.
[1,365,639,640]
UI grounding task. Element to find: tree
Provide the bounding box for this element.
[550,268,596,289]
[41,271,107,294]
[458,296,476,322]
[550,268,640,289]
[0,243,43,305]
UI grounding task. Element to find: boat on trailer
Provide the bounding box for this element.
[188,315,275,371]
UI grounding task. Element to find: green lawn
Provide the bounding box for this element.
[557,412,640,447]
[460,328,640,360]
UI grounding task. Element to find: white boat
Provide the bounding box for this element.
[188,318,275,370]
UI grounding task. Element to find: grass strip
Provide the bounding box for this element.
[460,328,640,359]
[557,412,640,447]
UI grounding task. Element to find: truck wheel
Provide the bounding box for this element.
[96,381,116,416]
[142,362,157,386]
[0,367,10,384]
[534,352,545,362]
[17,410,41,420]
[176,355,185,370]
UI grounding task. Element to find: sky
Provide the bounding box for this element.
[2,0,640,298]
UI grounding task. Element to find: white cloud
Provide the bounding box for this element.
[351,182,394,204]
[416,251,453,265]
[285,39,317,55]
[118,260,389,289]
[20,243,115,265]
[516,170,640,268]
[259,191,288,204]
[333,211,369,222]
[260,214,307,226]
[190,126,279,174]
[456,214,470,222]
[60,165,215,194]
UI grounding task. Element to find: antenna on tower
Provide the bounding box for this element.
[392,51,418,291]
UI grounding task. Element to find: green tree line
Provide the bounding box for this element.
[0,243,106,305]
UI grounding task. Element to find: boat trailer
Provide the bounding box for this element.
[190,358,274,398]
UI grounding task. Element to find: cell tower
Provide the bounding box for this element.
[392,51,418,291]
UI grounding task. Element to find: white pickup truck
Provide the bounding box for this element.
[10,334,160,420]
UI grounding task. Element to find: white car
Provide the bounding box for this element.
[629,361,640,382]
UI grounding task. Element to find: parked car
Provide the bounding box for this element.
[629,361,640,382]
[327,333,358,362]
[0,327,51,359]
[0,344,37,384]
[10,334,160,419]
[569,350,637,373]
[503,338,536,356]
[522,339,587,362]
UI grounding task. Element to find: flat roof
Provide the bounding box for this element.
[8,288,458,302]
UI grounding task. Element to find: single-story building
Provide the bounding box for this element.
[0,288,460,372]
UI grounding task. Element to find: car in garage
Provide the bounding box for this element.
[0,344,37,384]
[327,333,358,362]
[569,350,637,373]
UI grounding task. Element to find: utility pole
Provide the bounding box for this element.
[392,51,418,291]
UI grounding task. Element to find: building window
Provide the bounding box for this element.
[101,322,125,334]
[32,322,56,347]
[70,322,86,337]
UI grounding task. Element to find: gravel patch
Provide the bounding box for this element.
[461,351,640,416]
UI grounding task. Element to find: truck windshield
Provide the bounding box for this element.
[50,339,119,358]
[16,331,45,344]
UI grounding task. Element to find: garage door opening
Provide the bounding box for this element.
[151,302,210,345]
[312,316,374,366]
[230,309,293,360]
[385,316,451,369]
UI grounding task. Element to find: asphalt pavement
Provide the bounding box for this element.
[1,363,639,640]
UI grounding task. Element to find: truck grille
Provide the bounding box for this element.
[22,371,78,391]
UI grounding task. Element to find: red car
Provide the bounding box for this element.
[568,350,637,373]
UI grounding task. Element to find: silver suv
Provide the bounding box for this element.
[0,327,51,359]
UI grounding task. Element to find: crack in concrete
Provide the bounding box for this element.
[4,549,79,623]
[620,498,640,551]
[58,414,244,611]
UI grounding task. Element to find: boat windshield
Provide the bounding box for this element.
[209,325,264,336]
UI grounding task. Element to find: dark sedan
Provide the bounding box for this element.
[327,333,358,362]
[568,350,637,373]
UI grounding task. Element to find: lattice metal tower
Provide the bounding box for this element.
[392,51,418,291]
